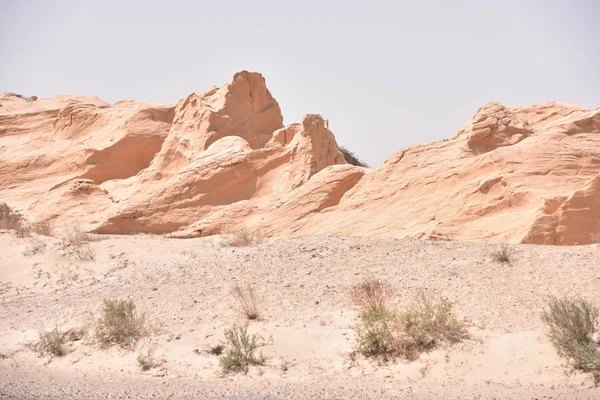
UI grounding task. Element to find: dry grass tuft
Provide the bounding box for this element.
[137,338,160,371]
[59,225,96,260]
[59,225,93,246]
[33,325,67,357]
[350,274,391,313]
[208,344,225,356]
[541,296,600,385]
[491,242,513,264]
[220,324,265,373]
[223,227,264,247]
[21,236,47,256]
[30,221,54,236]
[590,223,600,244]
[69,243,96,261]
[94,298,148,349]
[232,284,261,320]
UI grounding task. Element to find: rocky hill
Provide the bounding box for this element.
[1,72,599,244]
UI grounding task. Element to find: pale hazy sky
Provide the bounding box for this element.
[1,1,599,166]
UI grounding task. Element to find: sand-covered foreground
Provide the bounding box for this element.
[1,232,599,399]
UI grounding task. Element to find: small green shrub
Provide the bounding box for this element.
[542,297,599,349]
[396,292,468,360]
[541,296,600,385]
[94,298,147,349]
[353,290,468,361]
[339,146,369,168]
[220,324,265,373]
[354,309,396,358]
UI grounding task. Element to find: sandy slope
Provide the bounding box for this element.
[1,232,599,399]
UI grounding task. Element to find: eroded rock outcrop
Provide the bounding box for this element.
[1,74,598,244]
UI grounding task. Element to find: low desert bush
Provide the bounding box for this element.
[33,325,67,357]
[491,242,512,264]
[223,227,264,247]
[232,284,261,320]
[353,290,468,360]
[21,236,47,256]
[355,309,397,359]
[395,292,468,360]
[339,146,369,168]
[94,298,148,349]
[220,324,265,373]
[541,296,600,384]
[350,275,391,313]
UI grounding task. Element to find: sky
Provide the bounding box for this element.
[1,1,599,167]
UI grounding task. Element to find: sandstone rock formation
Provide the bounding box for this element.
[1,73,599,244]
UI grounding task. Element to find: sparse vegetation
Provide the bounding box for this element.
[232,284,261,320]
[59,224,93,246]
[0,203,26,233]
[33,325,67,357]
[21,236,47,256]
[69,243,96,260]
[354,308,397,359]
[590,222,600,244]
[0,205,53,238]
[220,324,265,373]
[350,274,391,313]
[5,92,36,102]
[30,221,53,236]
[395,292,468,360]
[541,296,600,385]
[491,242,512,264]
[94,298,148,349]
[137,338,160,371]
[209,344,225,355]
[352,286,468,361]
[59,225,96,260]
[223,227,264,247]
[339,146,369,168]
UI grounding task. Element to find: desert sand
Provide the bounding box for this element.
[1,232,599,399]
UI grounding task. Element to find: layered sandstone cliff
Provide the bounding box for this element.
[1,73,599,244]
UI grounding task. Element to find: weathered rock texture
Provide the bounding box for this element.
[1,73,599,244]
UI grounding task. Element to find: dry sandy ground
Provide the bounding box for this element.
[1,231,599,399]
